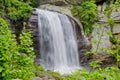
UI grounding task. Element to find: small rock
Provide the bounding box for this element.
[42,77,49,80]
[31,77,42,80]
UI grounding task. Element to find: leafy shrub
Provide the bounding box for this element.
[0,18,35,80]
[63,67,120,80]
[11,29,35,80]
[0,0,32,22]
[0,18,18,79]
[90,61,102,70]
[7,0,32,21]
[30,0,40,7]
[71,0,97,35]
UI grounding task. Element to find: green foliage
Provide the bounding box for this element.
[0,0,5,17]
[110,45,120,58]
[86,51,96,55]
[19,29,34,55]
[90,61,102,69]
[105,6,112,18]
[115,0,120,8]
[12,29,35,80]
[71,0,97,35]
[0,0,32,21]
[107,31,117,44]
[34,64,45,72]
[7,0,32,21]
[0,18,35,80]
[109,35,117,44]
[101,42,120,68]
[48,72,63,80]
[30,0,39,7]
[33,64,62,80]
[108,18,115,26]
[0,18,17,79]
[63,67,120,80]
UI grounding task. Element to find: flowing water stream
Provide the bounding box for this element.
[36,9,81,74]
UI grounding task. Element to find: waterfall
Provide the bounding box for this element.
[36,9,81,74]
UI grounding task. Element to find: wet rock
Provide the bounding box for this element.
[28,10,40,60]
[39,4,72,16]
[50,0,68,6]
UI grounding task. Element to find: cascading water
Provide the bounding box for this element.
[36,9,81,74]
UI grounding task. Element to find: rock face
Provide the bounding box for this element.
[39,0,108,6]
[39,0,68,6]
[39,4,72,16]
[92,23,111,53]
[92,3,120,53]
[98,3,120,22]
[28,9,41,62]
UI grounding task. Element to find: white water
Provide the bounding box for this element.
[36,9,81,74]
